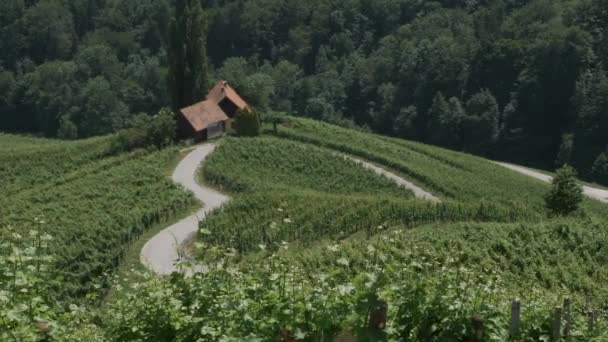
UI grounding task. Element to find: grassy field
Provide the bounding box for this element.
[0,138,195,300]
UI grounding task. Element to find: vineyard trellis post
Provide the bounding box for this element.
[552,306,562,342]
[563,298,571,337]
[510,299,520,339]
[471,316,484,341]
[585,290,595,332]
[588,310,595,332]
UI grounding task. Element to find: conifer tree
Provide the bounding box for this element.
[168,0,209,110]
[545,165,583,216]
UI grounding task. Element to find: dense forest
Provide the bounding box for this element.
[1,0,607,184]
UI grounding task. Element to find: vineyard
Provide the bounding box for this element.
[102,220,608,340]
[0,139,195,300]
[3,118,608,340]
[199,192,539,256]
[0,134,113,198]
[202,137,411,196]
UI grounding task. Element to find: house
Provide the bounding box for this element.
[178,81,249,140]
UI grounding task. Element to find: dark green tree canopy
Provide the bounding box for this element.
[0,0,608,184]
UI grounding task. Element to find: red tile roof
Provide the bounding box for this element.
[207,81,249,110]
[179,100,229,133]
[179,81,249,133]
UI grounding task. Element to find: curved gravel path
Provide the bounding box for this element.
[347,157,441,202]
[141,144,228,275]
[140,144,439,275]
[496,162,608,204]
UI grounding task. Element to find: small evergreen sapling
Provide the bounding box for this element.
[545,165,583,216]
[232,108,261,137]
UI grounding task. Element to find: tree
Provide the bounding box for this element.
[110,108,176,153]
[427,92,450,143]
[148,108,177,148]
[22,0,75,63]
[168,0,209,110]
[57,115,78,139]
[555,134,574,167]
[592,152,608,185]
[463,89,499,155]
[270,61,303,112]
[232,109,261,137]
[428,93,464,148]
[73,76,130,137]
[545,165,583,216]
[571,68,608,176]
[13,61,79,136]
[394,106,419,139]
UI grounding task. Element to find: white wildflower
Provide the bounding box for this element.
[294,328,306,340]
[336,257,350,267]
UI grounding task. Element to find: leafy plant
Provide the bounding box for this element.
[232,108,261,137]
[545,165,584,216]
[0,140,195,301]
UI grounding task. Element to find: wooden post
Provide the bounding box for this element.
[471,316,484,341]
[35,320,51,342]
[588,310,595,332]
[552,306,562,342]
[368,301,388,330]
[510,299,521,339]
[563,298,571,337]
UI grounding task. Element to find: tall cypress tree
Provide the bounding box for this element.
[168,0,209,110]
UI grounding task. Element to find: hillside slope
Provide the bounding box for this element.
[96,120,608,340]
[3,119,608,340]
[0,137,196,300]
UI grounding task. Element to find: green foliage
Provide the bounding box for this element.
[556,133,574,167]
[428,93,463,148]
[393,106,418,140]
[168,0,209,109]
[232,109,261,137]
[545,165,584,216]
[463,89,499,155]
[109,108,177,153]
[274,117,556,211]
[99,220,608,340]
[0,138,194,300]
[203,137,408,195]
[1,0,607,184]
[200,193,537,256]
[571,67,608,176]
[0,134,112,197]
[57,116,78,140]
[592,152,608,185]
[0,220,56,340]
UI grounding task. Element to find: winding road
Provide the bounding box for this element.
[140,143,440,275]
[496,162,608,204]
[140,144,228,275]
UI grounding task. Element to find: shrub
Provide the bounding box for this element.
[545,165,583,216]
[110,108,176,153]
[232,108,261,137]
